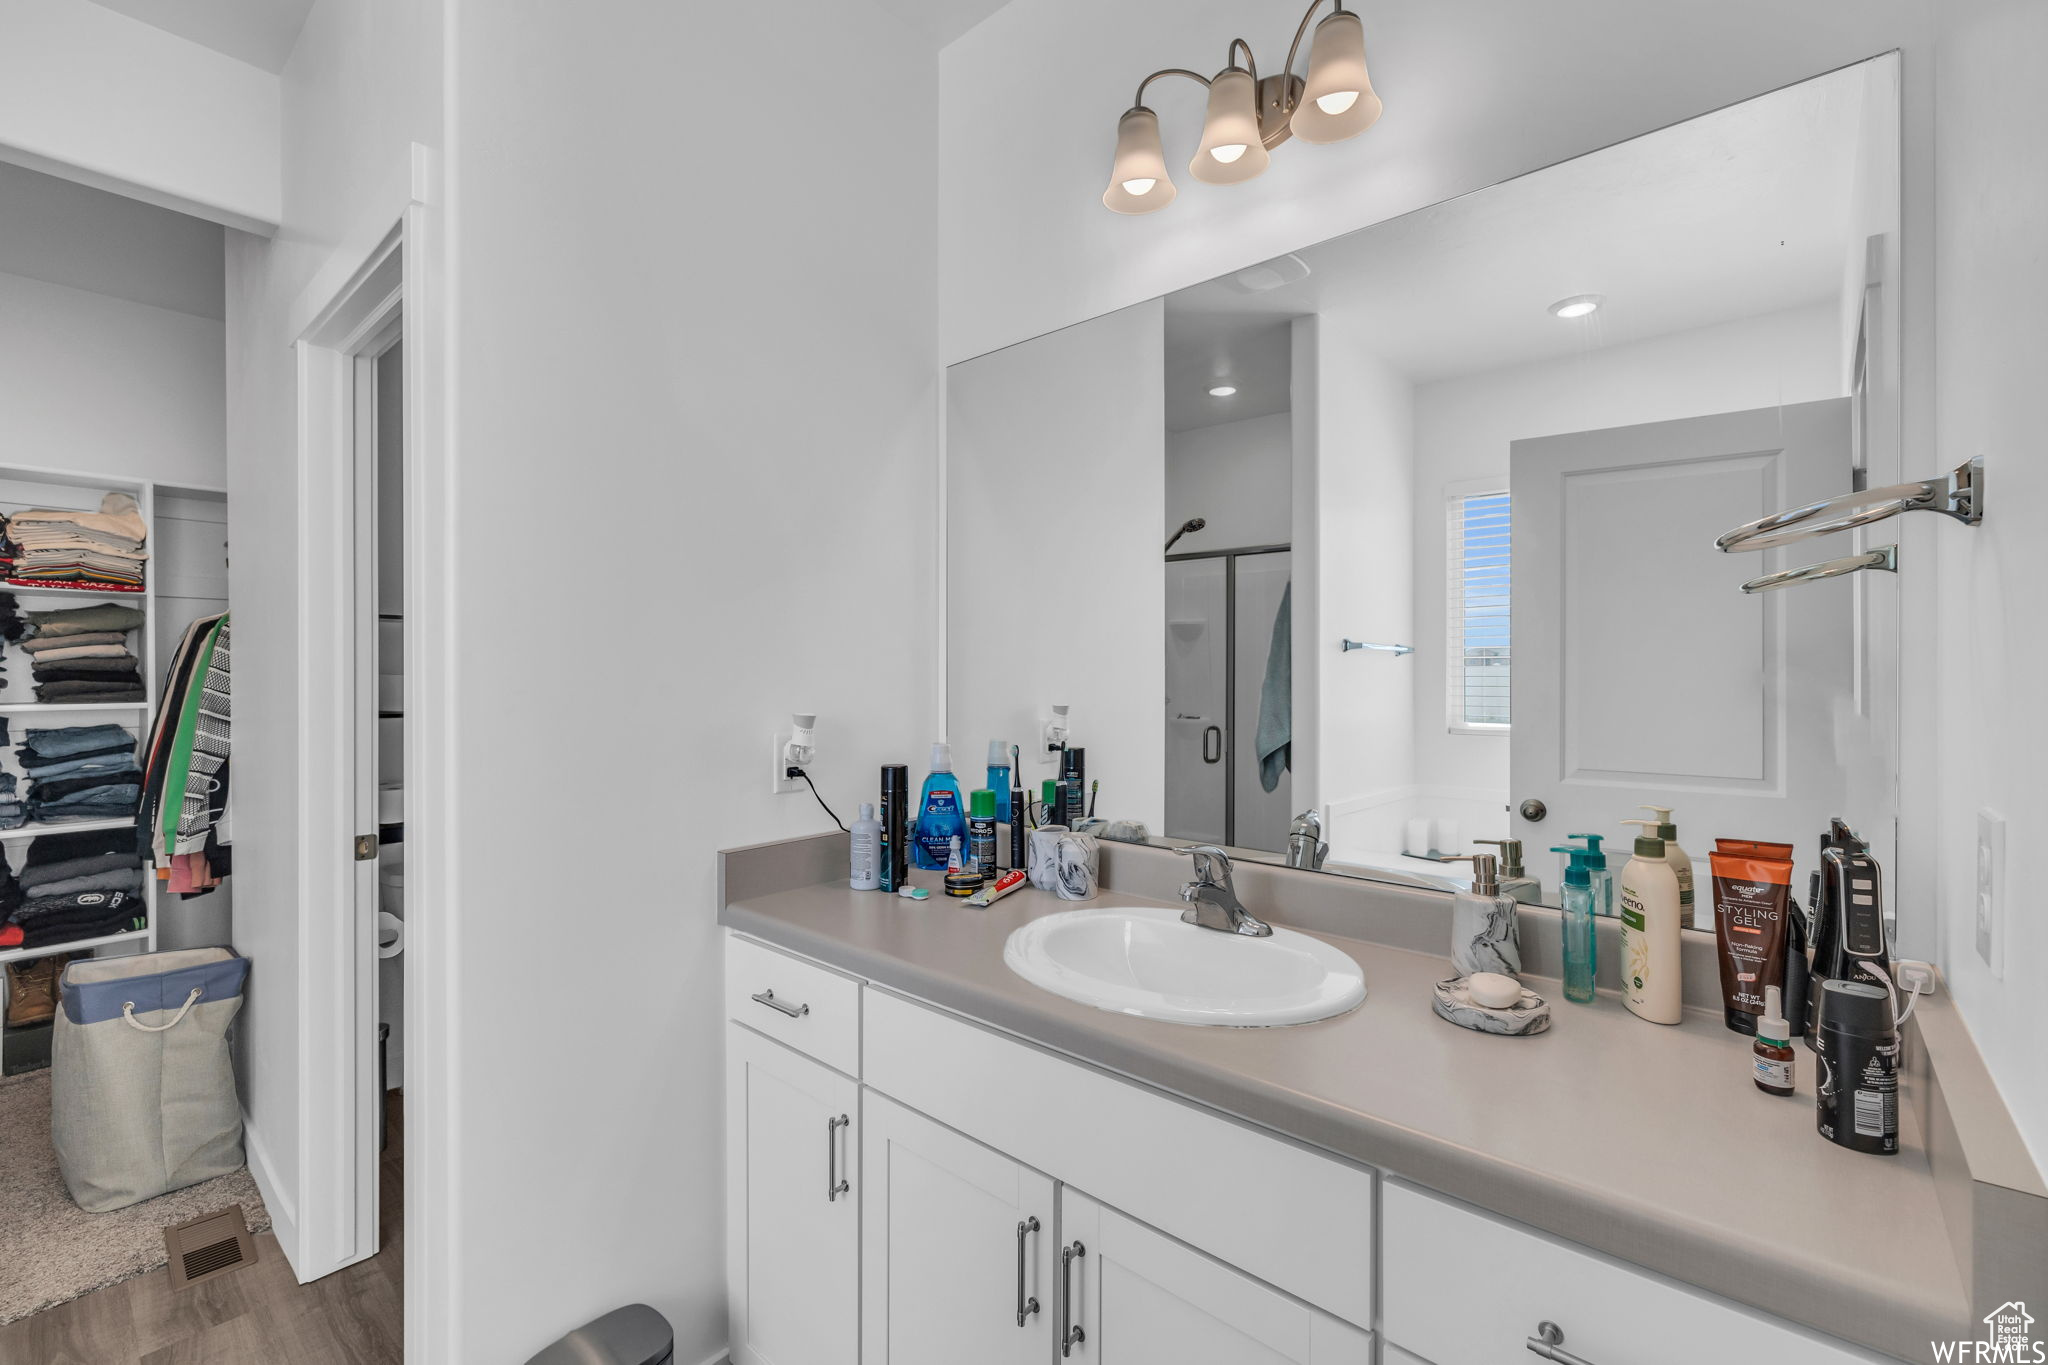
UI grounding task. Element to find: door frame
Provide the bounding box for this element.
[287,145,455,1361]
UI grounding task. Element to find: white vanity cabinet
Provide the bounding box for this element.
[725,1022,859,1365]
[1380,1182,1886,1365]
[860,1093,1058,1365]
[1058,1190,1374,1365]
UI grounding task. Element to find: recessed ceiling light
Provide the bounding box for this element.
[1549,294,1604,319]
[1208,385,1238,398]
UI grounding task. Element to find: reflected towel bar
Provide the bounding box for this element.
[1742,544,1897,594]
[1342,639,1413,655]
[1717,457,1982,553]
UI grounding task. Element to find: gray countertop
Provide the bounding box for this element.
[721,854,1971,1361]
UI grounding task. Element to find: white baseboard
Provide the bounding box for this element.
[240,1106,301,1280]
[690,1351,731,1365]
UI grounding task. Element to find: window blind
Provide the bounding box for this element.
[1447,491,1510,729]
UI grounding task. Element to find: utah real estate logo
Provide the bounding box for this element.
[1932,1302,2041,1363]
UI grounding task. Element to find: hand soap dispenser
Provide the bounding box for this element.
[1476,839,1541,904]
[1639,805,1695,929]
[1445,853,1521,979]
[1568,832,1614,919]
[1618,821,1683,1024]
[1550,843,1598,1004]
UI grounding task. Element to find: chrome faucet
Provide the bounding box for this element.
[1174,846,1272,937]
[1285,810,1329,871]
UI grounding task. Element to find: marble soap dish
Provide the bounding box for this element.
[1433,975,1552,1036]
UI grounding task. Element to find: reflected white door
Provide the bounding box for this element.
[1510,400,1853,867]
[1233,552,1292,852]
[1165,558,1227,843]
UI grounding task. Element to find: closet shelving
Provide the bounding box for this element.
[0,465,159,970]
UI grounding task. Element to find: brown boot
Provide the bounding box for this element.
[5,956,58,1028]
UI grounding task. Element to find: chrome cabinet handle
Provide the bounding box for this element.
[1015,1216,1041,1326]
[1059,1240,1086,1356]
[752,988,809,1019]
[825,1115,850,1202]
[1526,1321,1595,1365]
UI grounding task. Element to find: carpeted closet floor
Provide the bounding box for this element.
[0,1081,403,1365]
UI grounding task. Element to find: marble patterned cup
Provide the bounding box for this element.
[1029,827,1099,902]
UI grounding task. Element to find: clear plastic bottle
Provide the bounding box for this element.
[1551,843,1598,1003]
[1569,832,1615,919]
[849,803,881,890]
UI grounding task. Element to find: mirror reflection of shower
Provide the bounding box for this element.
[1164,516,1207,553]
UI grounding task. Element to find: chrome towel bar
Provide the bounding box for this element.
[1742,544,1897,594]
[1717,456,1982,553]
[1342,639,1413,655]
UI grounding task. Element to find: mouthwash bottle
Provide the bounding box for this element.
[913,740,967,870]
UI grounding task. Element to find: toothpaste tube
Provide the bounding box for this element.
[965,868,1027,908]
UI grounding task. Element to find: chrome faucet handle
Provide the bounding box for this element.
[1174,844,1233,889]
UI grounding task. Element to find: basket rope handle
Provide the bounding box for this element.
[121,986,204,1033]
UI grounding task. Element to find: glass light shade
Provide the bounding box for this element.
[1290,11,1382,144]
[1191,69,1270,184]
[1103,107,1178,214]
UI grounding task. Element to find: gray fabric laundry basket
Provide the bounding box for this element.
[51,947,249,1213]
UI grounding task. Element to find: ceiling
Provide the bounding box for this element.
[85,0,316,72]
[0,162,224,319]
[1166,62,1870,430]
[869,0,1013,47]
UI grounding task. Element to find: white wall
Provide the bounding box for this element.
[445,1,938,1357]
[952,302,1165,830]
[1408,302,1844,796]
[0,0,280,232]
[1166,411,1291,553]
[221,0,442,1287]
[1931,0,2048,1166]
[1313,316,1414,815]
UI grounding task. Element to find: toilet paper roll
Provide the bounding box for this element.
[377,910,405,959]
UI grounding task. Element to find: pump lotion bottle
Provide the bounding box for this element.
[1618,821,1684,1024]
[1446,853,1522,979]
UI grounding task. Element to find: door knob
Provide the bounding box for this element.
[1519,799,1547,822]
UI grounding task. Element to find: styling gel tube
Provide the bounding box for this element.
[1711,839,1795,1035]
[879,765,910,893]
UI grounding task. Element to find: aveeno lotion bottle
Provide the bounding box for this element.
[1617,821,1683,1024]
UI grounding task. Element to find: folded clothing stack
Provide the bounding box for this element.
[18,723,141,824]
[0,828,146,947]
[1,491,149,592]
[19,602,147,703]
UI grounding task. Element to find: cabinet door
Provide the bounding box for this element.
[862,1093,1057,1365]
[727,1024,859,1365]
[1058,1190,1372,1365]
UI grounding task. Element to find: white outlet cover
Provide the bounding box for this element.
[1976,808,2005,979]
[771,730,800,795]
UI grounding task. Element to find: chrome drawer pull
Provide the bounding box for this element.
[1015,1217,1041,1326]
[825,1115,850,1202]
[752,988,809,1019]
[1526,1321,1594,1365]
[1060,1240,1086,1356]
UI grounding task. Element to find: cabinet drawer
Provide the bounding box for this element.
[725,933,861,1075]
[1381,1182,1883,1365]
[865,989,1373,1330]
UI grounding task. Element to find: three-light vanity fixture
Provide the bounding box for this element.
[1104,0,1382,214]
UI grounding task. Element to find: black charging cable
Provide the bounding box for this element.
[788,766,848,833]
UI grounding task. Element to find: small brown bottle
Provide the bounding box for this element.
[1752,985,1796,1096]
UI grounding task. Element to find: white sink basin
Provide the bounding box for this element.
[1004,905,1367,1027]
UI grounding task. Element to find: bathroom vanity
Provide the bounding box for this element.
[720,833,2042,1365]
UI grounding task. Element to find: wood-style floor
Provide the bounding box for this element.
[0,1092,405,1365]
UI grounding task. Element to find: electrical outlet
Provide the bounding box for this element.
[1976,808,2005,978]
[772,731,800,795]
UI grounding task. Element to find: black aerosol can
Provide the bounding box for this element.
[1813,979,1899,1156]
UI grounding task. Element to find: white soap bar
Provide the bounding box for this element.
[1467,972,1523,1008]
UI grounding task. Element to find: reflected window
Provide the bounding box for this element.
[1448,490,1510,731]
